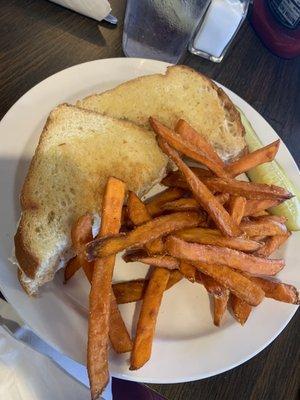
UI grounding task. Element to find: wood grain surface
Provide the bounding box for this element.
[0,1,299,399]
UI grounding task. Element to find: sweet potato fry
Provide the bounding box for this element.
[251,235,267,242]
[247,276,299,304]
[146,238,165,254]
[162,175,230,211]
[121,206,129,227]
[200,273,227,296]
[99,180,133,351]
[175,228,262,252]
[213,290,229,326]
[204,177,292,200]
[230,294,252,325]
[127,191,165,254]
[71,214,94,282]
[64,256,81,282]
[123,250,179,270]
[254,233,290,257]
[225,140,280,177]
[157,139,241,237]
[66,263,132,353]
[166,236,284,276]
[254,215,287,224]
[162,169,211,189]
[66,253,132,355]
[88,177,127,399]
[127,189,179,370]
[216,193,231,205]
[161,194,230,213]
[127,191,151,225]
[162,197,200,212]
[130,267,170,370]
[146,187,186,216]
[228,196,246,225]
[150,117,227,177]
[243,198,283,216]
[100,179,126,236]
[86,211,202,260]
[113,279,147,304]
[188,167,216,180]
[199,271,230,325]
[167,270,184,288]
[192,262,265,306]
[113,271,183,304]
[175,119,224,167]
[109,292,133,353]
[161,169,292,200]
[240,217,288,237]
[162,170,292,200]
[195,271,203,284]
[251,210,269,217]
[179,261,197,282]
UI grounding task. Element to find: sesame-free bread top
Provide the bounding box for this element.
[77,65,247,162]
[15,104,168,294]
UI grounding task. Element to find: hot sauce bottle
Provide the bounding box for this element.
[251,0,300,58]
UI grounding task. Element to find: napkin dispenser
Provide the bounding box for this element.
[49,0,111,22]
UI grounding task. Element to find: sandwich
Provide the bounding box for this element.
[15,66,247,295]
[15,104,168,295]
[77,65,247,162]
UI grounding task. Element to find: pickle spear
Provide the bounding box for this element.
[239,110,300,231]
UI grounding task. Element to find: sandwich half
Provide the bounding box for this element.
[77,65,247,162]
[15,104,168,295]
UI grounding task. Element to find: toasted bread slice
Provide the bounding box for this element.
[15,104,168,294]
[77,65,247,162]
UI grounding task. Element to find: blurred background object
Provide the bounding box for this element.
[251,0,300,58]
[48,0,300,61]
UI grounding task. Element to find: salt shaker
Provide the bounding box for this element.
[189,0,251,62]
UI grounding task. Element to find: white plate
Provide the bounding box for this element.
[0,58,299,384]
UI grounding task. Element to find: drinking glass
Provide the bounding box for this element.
[122,0,211,64]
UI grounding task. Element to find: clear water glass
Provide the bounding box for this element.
[122,0,211,64]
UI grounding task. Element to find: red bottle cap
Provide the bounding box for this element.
[251,1,300,59]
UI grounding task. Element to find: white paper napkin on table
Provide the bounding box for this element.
[0,300,112,400]
[0,325,89,400]
[50,0,111,21]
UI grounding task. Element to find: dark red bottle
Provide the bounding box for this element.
[251,0,300,59]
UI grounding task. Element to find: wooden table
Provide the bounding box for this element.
[0,1,299,399]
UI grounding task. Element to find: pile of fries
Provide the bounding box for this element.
[64,117,299,399]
